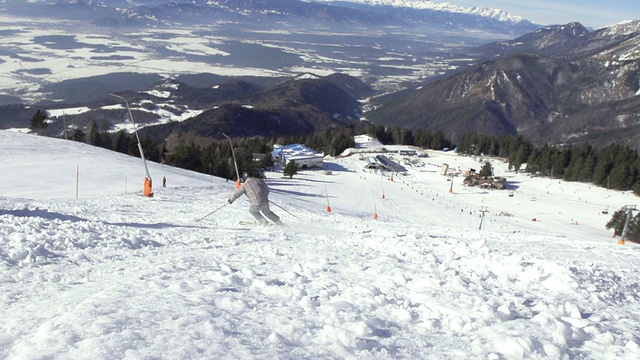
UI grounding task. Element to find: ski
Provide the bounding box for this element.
[239,220,287,228]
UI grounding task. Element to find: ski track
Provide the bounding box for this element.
[2,187,640,359]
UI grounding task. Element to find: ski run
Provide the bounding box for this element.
[1,130,639,359]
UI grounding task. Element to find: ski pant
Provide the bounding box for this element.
[249,202,282,225]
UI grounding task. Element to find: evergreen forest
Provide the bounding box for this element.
[72,120,640,195]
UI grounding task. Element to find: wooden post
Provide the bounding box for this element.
[76,165,79,199]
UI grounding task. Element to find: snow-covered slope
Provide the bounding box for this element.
[1,130,639,359]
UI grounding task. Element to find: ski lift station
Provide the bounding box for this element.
[272,143,324,170]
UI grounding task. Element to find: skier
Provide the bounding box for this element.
[228,170,282,225]
[162,176,166,187]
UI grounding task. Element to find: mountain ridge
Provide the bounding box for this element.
[310,0,527,23]
[366,21,640,150]
[1,0,540,34]
[136,75,371,142]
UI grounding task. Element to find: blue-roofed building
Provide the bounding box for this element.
[272,144,324,170]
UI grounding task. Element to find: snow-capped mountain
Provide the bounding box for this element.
[1,0,538,32]
[309,0,526,23]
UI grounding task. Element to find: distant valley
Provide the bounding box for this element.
[1,1,640,152]
[0,0,539,106]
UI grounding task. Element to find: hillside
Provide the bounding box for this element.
[1,130,639,359]
[367,21,640,150]
[136,75,372,142]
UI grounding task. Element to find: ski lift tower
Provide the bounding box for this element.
[110,94,153,197]
[479,206,489,230]
[620,205,637,245]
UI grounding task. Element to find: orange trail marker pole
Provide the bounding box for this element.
[372,191,378,219]
[323,177,332,212]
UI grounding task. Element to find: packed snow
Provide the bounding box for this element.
[1,130,639,359]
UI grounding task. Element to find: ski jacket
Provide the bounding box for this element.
[229,177,269,206]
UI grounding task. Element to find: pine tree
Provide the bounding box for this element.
[141,134,161,163]
[88,120,100,146]
[414,129,432,149]
[112,130,129,153]
[284,160,298,179]
[513,142,532,172]
[98,122,112,149]
[29,109,48,132]
[262,152,274,170]
[577,148,597,182]
[593,144,617,186]
[479,161,493,178]
[431,130,448,150]
[525,148,540,174]
[605,209,627,237]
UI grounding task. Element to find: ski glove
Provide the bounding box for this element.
[228,198,233,204]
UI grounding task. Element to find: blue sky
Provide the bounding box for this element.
[443,0,639,29]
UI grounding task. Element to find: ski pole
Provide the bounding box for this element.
[196,203,228,222]
[269,200,300,220]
